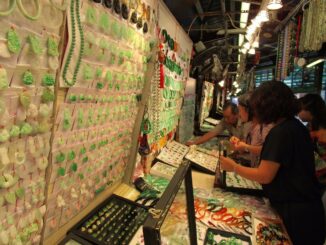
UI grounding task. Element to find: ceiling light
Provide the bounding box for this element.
[257,10,269,22]
[247,25,256,33]
[248,48,255,55]
[251,18,262,28]
[245,33,254,42]
[253,36,259,48]
[267,0,283,10]
[241,48,248,54]
[218,80,225,87]
[243,42,250,50]
[306,58,325,68]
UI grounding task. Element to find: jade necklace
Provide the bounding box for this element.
[62,0,84,86]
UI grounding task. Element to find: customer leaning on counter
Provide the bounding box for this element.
[230,92,274,167]
[220,81,325,245]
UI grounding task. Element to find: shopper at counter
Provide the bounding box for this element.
[186,102,251,146]
[298,93,326,181]
[298,93,326,131]
[231,93,274,167]
[220,81,325,245]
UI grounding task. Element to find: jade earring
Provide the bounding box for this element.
[41,87,55,103]
[42,73,55,86]
[28,34,43,55]
[22,70,34,85]
[0,129,10,143]
[19,90,32,109]
[62,109,71,131]
[86,7,97,25]
[0,67,9,90]
[7,28,21,54]
[47,37,59,56]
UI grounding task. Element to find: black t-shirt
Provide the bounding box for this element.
[261,118,321,203]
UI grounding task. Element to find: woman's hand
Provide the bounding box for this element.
[220,156,237,172]
[234,141,248,152]
[230,136,240,145]
[185,140,196,146]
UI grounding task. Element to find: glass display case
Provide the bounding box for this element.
[143,161,197,245]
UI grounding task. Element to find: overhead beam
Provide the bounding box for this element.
[273,0,306,33]
[217,28,246,35]
[222,61,239,64]
[232,0,261,5]
[220,0,228,47]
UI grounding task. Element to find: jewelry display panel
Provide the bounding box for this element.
[149,161,177,180]
[156,140,189,167]
[185,146,219,174]
[0,0,65,242]
[218,166,263,196]
[253,218,290,245]
[146,26,191,151]
[70,194,148,245]
[203,228,251,245]
[44,0,155,237]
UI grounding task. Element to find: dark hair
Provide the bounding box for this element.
[250,81,300,124]
[223,101,238,114]
[238,92,253,121]
[299,93,326,130]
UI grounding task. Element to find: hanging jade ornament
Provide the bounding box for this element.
[7,28,21,54]
[47,37,59,56]
[0,68,9,90]
[19,91,31,109]
[28,35,43,55]
[22,71,34,85]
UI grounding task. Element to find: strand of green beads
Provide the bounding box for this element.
[62,0,76,86]
[74,0,84,84]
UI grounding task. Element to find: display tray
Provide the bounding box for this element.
[149,161,177,180]
[156,141,189,167]
[59,233,93,245]
[69,194,148,245]
[219,171,264,197]
[203,228,252,245]
[185,147,218,174]
[252,217,291,245]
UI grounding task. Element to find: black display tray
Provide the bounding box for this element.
[188,159,217,175]
[219,171,264,197]
[59,233,93,245]
[204,228,252,245]
[69,194,148,245]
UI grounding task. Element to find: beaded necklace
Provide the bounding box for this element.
[62,0,84,86]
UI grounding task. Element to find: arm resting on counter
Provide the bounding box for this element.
[234,160,280,184]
